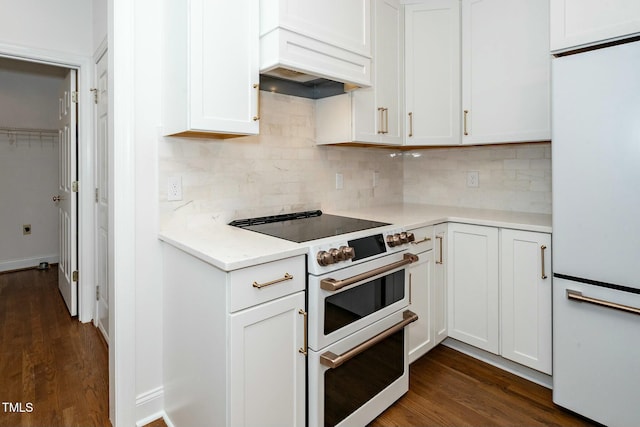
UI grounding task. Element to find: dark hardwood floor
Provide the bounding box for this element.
[0,266,111,427]
[369,345,596,427]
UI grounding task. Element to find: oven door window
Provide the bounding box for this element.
[324,269,405,335]
[324,329,404,427]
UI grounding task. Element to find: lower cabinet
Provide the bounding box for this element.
[229,292,306,426]
[407,225,447,363]
[162,243,307,427]
[447,223,500,354]
[500,229,552,374]
[447,223,552,374]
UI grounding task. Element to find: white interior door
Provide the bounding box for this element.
[56,69,78,316]
[95,52,109,342]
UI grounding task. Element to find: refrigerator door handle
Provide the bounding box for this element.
[567,289,640,316]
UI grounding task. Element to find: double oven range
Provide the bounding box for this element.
[230,210,419,427]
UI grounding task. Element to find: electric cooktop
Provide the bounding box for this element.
[229,210,390,243]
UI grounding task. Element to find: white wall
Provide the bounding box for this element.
[0,0,92,57]
[93,0,108,50]
[0,60,65,271]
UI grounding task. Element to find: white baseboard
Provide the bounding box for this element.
[442,338,553,389]
[136,386,165,427]
[0,254,59,273]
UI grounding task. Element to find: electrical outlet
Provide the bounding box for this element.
[167,176,183,201]
[466,171,479,188]
[335,173,344,190]
[23,224,31,235]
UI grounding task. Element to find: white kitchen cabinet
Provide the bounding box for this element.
[260,0,372,86]
[407,226,434,363]
[550,0,640,53]
[433,223,448,345]
[461,0,551,145]
[447,223,499,354]
[162,0,260,138]
[404,0,461,146]
[162,244,306,427]
[315,0,403,145]
[500,229,552,374]
[229,292,306,427]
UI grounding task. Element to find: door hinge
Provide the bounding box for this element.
[71,91,79,103]
[72,270,79,282]
[96,285,100,301]
[72,181,79,192]
[90,88,98,104]
[95,188,99,203]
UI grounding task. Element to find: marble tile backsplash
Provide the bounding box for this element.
[159,92,403,229]
[159,92,551,230]
[403,143,552,214]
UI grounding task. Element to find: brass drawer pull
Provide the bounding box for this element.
[252,272,293,289]
[463,109,469,136]
[252,83,260,121]
[298,309,308,355]
[320,310,419,369]
[408,112,413,137]
[436,235,443,264]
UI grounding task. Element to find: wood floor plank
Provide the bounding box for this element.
[0,266,111,427]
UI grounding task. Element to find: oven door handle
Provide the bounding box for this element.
[320,310,418,369]
[320,253,419,292]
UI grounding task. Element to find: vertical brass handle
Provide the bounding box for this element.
[541,245,548,279]
[436,235,443,264]
[252,84,260,121]
[377,107,384,134]
[408,112,413,137]
[463,110,469,136]
[409,273,413,305]
[384,108,389,134]
[298,309,308,356]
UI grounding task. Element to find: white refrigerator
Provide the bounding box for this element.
[552,40,640,427]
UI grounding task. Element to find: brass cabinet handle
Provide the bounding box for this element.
[298,309,308,355]
[436,235,443,264]
[252,272,293,289]
[252,83,260,121]
[463,110,469,136]
[384,108,389,134]
[408,112,413,137]
[377,107,384,134]
[567,290,640,316]
[540,245,548,279]
[409,273,412,305]
[410,236,431,245]
[320,253,419,292]
[320,310,419,369]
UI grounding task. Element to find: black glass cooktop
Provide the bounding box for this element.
[229,210,390,243]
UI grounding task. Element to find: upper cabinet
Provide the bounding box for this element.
[162,0,260,138]
[260,0,372,86]
[403,0,550,147]
[550,0,640,53]
[316,0,403,145]
[404,0,461,146]
[460,0,551,145]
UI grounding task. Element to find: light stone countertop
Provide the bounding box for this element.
[159,204,551,272]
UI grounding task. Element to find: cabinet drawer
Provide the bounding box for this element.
[228,255,306,312]
[408,226,434,253]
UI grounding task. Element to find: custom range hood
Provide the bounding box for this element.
[259,0,372,99]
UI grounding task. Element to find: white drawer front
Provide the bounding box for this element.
[228,255,306,312]
[407,226,434,253]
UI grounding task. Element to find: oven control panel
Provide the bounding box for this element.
[317,246,355,266]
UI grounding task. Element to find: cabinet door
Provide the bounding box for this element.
[164,0,260,137]
[433,223,448,345]
[461,0,550,144]
[404,0,460,146]
[408,249,434,363]
[447,223,499,354]
[353,0,403,145]
[550,0,640,52]
[500,229,552,374]
[229,292,306,427]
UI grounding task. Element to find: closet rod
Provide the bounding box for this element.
[0,126,58,134]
